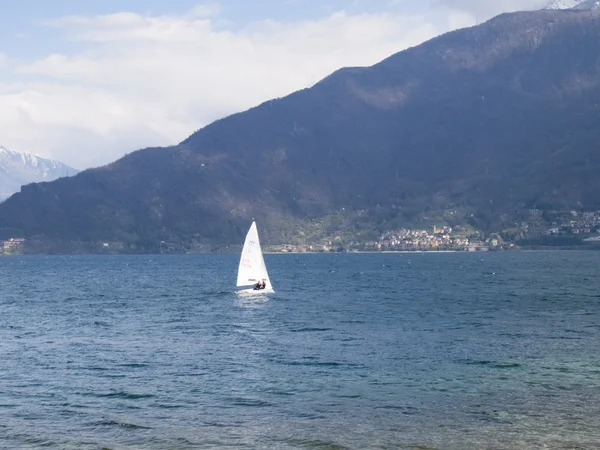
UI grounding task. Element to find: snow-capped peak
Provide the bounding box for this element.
[0,144,79,201]
[0,145,19,156]
[545,0,600,10]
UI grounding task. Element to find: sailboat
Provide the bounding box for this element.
[236,220,274,294]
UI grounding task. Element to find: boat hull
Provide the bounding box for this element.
[237,288,275,295]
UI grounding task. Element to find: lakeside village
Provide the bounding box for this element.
[0,238,26,255]
[266,209,600,253]
[2,209,600,255]
[267,226,490,253]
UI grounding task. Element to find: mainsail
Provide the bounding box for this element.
[236,221,273,291]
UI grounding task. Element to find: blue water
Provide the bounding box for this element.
[1,252,600,449]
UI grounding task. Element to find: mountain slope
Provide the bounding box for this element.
[1,9,600,250]
[0,146,79,201]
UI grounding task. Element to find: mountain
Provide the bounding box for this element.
[545,0,584,9]
[545,0,600,10]
[0,146,79,201]
[2,8,600,252]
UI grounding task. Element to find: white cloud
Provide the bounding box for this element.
[432,0,547,21]
[0,5,474,169]
[187,3,222,18]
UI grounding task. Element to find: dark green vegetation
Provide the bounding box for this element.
[2,9,600,252]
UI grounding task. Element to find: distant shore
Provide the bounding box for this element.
[3,246,600,256]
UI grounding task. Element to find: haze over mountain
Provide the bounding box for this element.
[0,146,78,202]
[1,8,600,251]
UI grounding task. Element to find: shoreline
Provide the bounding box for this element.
[3,247,600,256]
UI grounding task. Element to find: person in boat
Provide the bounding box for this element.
[253,279,266,290]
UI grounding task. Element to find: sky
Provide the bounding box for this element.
[0,0,548,169]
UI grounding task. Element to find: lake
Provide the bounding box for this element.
[1,251,599,449]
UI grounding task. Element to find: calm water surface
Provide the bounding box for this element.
[1,252,600,449]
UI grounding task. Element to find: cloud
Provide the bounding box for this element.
[187,3,222,18]
[0,5,473,169]
[431,0,547,21]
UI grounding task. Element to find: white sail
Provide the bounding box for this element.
[236,221,273,292]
